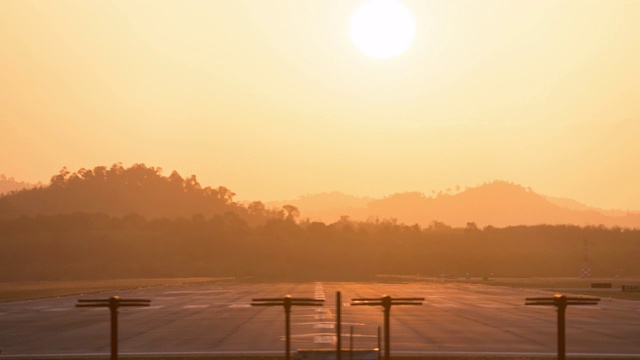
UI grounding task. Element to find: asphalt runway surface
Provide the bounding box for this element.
[1,281,639,358]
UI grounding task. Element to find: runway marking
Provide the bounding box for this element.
[314,335,336,344]
[314,309,333,320]
[342,322,365,326]
[228,303,251,308]
[43,308,72,312]
[183,305,209,309]
[478,304,513,309]
[138,306,164,310]
[314,283,325,300]
[314,323,334,329]
[291,333,337,337]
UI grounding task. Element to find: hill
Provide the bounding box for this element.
[279,181,640,228]
[544,194,640,217]
[0,164,284,225]
[3,165,639,228]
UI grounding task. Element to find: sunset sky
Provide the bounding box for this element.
[2,0,639,210]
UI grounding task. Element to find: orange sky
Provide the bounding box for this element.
[1,0,639,210]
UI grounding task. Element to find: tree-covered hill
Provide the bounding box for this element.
[0,164,282,224]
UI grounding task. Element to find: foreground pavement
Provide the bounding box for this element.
[0,281,639,358]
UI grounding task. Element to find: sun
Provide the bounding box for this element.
[349,0,416,60]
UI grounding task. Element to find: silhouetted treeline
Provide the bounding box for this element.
[1,213,638,281]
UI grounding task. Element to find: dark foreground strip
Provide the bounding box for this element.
[2,351,640,360]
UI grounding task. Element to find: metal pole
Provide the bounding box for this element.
[557,296,566,360]
[76,296,150,360]
[336,291,342,360]
[109,296,119,360]
[524,294,598,360]
[285,296,291,360]
[350,296,423,360]
[382,296,391,360]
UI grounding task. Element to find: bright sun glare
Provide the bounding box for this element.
[349,0,416,60]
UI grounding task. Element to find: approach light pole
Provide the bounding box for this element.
[76,296,151,360]
[336,291,342,360]
[251,295,324,360]
[351,295,424,360]
[525,294,599,360]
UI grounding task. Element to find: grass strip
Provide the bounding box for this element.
[0,277,232,302]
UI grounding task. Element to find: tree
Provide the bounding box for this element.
[282,205,300,222]
[248,201,266,216]
[50,167,70,187]
[215,186,236,204]
[465,222,479,231]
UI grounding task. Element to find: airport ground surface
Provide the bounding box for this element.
[0,281,639,359]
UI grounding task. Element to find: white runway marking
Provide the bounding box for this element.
[183,305,209,309]
[313,323,334,329]
[228,303,251,308]
[341,322,365,326]
[43,308,72,312]
[314,335,335,344]
[138,306,164,310]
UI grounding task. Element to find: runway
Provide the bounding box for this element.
[1,281,639,358]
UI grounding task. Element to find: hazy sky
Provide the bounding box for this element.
[2,0,639,209]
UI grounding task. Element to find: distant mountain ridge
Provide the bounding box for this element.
[3,166,639,228]
[271,181,640,228]
[543,195,639,217]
